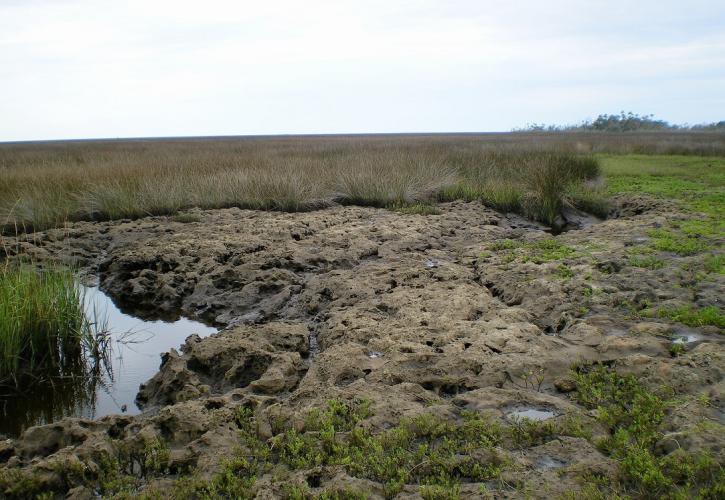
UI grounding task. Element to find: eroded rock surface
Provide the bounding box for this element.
[1,199,722,498]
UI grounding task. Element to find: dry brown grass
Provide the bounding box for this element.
[6,132,709,231]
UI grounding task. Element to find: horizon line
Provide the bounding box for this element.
[3,128,719,146]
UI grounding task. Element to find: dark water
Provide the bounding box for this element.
[0,286,216,437]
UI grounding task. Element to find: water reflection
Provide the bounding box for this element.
[0,285,216,437]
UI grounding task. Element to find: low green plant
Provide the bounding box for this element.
[649,305,724,328]
[628,255,665,270]
[489,238,577,265]
[507,415,589,449]
[388,202,441,216]
[703,254,724,275]
[522,238,577,264]
[647,229,710,256]
[489,239,520,251]
[669,343,686,357]
[555,264,575,279]
[571,365,723,498]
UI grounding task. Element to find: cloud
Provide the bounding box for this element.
[1,0,724,140]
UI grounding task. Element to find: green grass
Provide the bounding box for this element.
[0,264,93,386]
[704,254,724,275]
[600,155,725,207]
[646,229,710,256]
[438,151,601,225]
[602,154,724,241]
[645,305,725,329]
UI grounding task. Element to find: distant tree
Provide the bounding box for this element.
[514,112,724,133]
[586,111,672,131]
[691,120,725,131]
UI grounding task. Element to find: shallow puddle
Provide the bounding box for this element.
[535,455,568,469]
[670,327,702,345]
[506,407,557,421]
[0,285,216,437]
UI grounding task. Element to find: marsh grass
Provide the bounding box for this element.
[0,263,100,388]
[0,136,607,231]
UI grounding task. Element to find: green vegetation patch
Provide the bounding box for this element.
[645,305,725,329]
[2,398,605,499]
[627,255,665,270]
[600,155,725,209]
[572,365,724,498]
[523,238,577,264]
[603,155,723,273]
[647,229,710,256]
[0,264,92,386]
[704,254,724,275]
[488,237,578,265]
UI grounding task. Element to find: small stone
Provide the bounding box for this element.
[595,260,622,274]
[554,376,577,393]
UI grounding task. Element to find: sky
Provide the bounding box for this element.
[1,0,724,141]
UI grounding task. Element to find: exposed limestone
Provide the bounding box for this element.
[1,199,722,498]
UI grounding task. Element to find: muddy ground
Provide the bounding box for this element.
[1,196,723,498]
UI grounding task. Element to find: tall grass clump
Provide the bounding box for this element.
[440,150,601,225]
[0,263,93,387]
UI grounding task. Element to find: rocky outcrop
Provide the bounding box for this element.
[1,199,722,498]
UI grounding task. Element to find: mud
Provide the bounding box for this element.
[1,196,722,498]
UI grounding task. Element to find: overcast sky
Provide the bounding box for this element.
[1,0,724,141]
